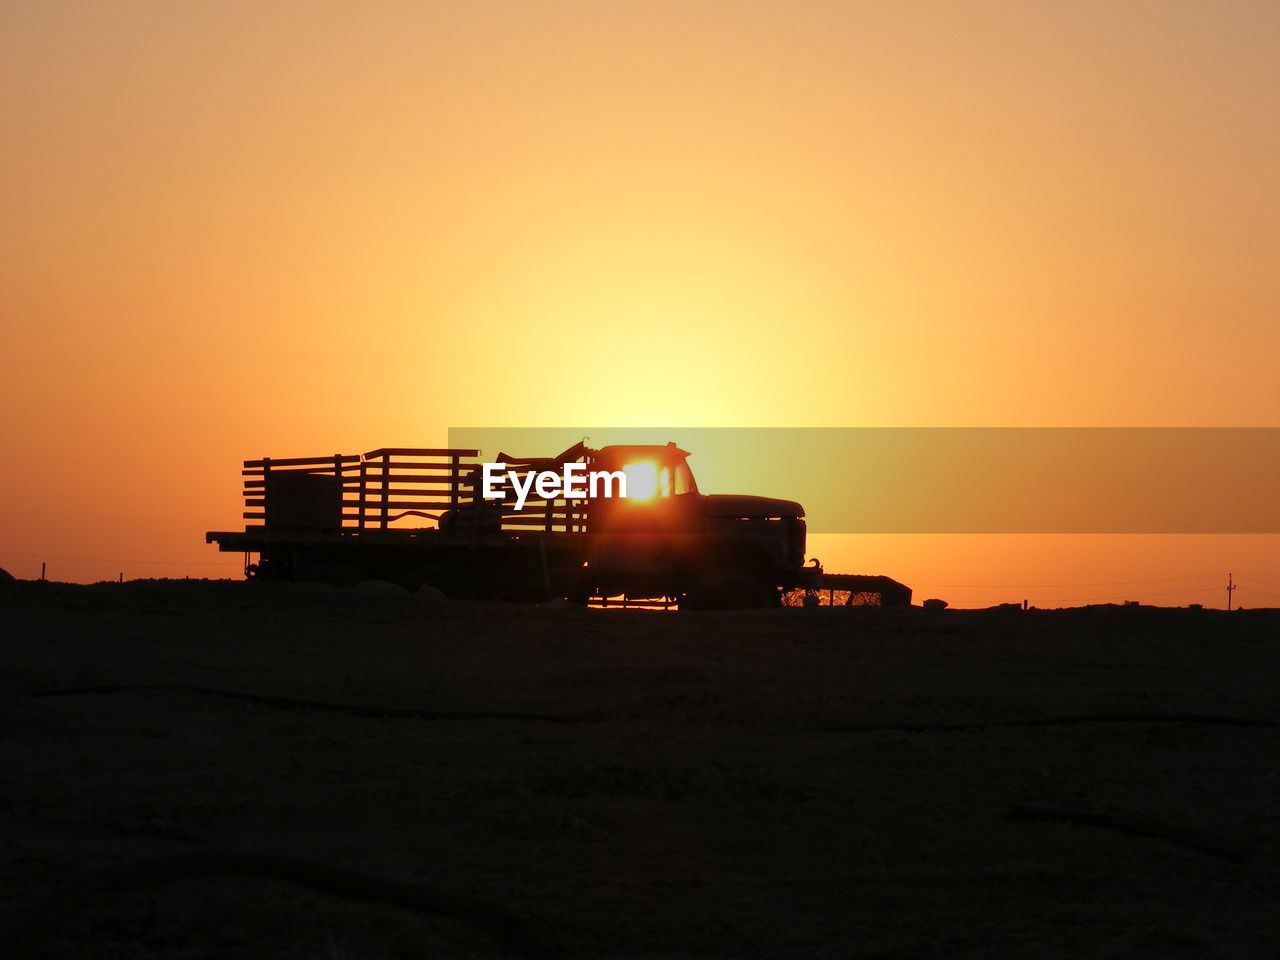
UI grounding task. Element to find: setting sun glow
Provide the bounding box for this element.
[622,463,659,502]
[1,1,1277,605]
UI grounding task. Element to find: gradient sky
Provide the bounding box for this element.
[2,1,1277,605]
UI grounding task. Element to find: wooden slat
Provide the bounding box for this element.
[502,522,582,530]
[366,459,478,469]
[242,467,360,478]
[243,455,361,469]
[500,506,588,516]
[245,505,365,511]
[499,503,589,513]
[353,499,459,511]
[241,511,584,528]
[358,460,368,530]
[359,488,468,499]
[241,498,586,515]
[363,447,479,459]
[497,518,589,526]
[243,513,366,522]
[250,478,454,489]
[363,463,477,473]
[499,519,588,527]
[243,479,364,489]
[354,471,475,483]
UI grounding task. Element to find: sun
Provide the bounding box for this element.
[622,461,659,500]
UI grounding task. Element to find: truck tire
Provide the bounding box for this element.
[682,568,779,611]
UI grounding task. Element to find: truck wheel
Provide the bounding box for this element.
[682,568,779,611]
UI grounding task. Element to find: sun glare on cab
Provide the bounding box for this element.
[622,461,658,500]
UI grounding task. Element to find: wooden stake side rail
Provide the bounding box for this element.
[239,447,589,534]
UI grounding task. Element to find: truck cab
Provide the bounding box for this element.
[584,442,808,608]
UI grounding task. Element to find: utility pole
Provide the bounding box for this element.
[1227,572,1235,611]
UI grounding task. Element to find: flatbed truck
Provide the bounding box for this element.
[206,442,910,609]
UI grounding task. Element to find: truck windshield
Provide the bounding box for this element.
[622,462,660,499]
[619,459,696,499]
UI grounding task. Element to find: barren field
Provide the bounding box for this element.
[2,580,1278,958]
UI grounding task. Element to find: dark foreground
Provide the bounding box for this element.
[2,580,1278,959]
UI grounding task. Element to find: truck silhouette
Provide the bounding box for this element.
[206,442,910,609]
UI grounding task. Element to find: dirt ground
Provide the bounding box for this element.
[2,579,1278,959]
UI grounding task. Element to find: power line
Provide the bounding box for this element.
[930,586,1223,605]
[911,574,1226,589]
[1238,586,1280,603]
[1049,586,1221,603]
[1237,574,1280,590]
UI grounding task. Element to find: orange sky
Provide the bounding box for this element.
[2,1,1277,606]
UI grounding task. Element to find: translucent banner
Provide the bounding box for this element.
[447,428,1280,533]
